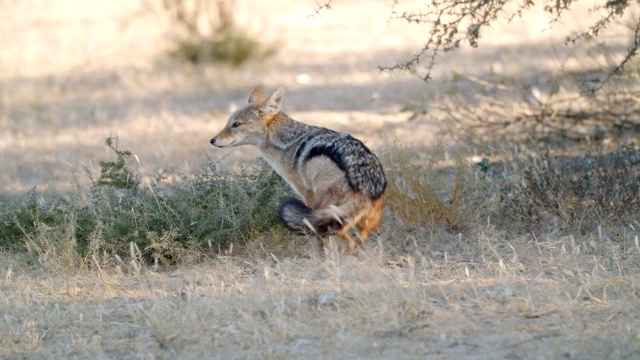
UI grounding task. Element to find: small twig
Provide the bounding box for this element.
[584,18,640,95]
[308,0,333,18]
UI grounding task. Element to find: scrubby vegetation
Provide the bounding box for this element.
[2,131,638,271]
[2,130,638,358]
[505,148,640,230]
[0,135,293,269]
[154,0,274,65]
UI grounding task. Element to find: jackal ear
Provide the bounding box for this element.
[260,87,284,117]
[247,88,264,103]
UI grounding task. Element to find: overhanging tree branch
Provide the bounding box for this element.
[585,16,640,94]
[378,0,531,81]
[309,0,333,18]
[317,0,640,90]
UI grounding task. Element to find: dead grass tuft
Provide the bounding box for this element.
[381,142,495,235]
[504,147,640,232]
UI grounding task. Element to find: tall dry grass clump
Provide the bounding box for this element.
[381,142,496,234]
[505,148,640,232]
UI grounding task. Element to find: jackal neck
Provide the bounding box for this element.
[265,113,308,150]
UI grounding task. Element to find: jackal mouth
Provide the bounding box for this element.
[210,137,234,148]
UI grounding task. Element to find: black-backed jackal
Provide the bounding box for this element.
[210,87,386,253]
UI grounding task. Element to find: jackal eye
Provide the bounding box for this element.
[232,121,241,128]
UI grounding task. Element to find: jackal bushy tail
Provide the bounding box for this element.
[277,197,340,235]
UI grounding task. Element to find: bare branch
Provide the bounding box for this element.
[309,1,333,18]
[617,17,640,75]
[375,0,638,91]
[583,17,640,95]
[379,0,525,80]
[544,0,573,28]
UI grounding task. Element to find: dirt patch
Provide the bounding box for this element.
[1,0,633,192]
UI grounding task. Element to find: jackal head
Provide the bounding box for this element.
[210,87,284,148]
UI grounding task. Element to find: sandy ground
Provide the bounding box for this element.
[0,0,632,193]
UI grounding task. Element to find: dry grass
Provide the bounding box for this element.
[2,228,639,358]
[382,142,494,234]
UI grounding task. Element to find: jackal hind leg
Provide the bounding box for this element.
[337,226,357,253]
[348,213,369,248]
[355,228,367,246]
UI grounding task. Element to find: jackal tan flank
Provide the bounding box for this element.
[210,87,386,253]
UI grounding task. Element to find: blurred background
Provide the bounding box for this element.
[0,0,636,193]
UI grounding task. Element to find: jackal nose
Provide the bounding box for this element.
[210,138,216,145]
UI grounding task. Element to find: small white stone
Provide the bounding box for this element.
[296,73,311,84]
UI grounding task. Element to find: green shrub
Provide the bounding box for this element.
[159,0,274,65]
[1,137,291,265]
[0,189,67,251]
[95,136,140,190]
[173,31,273,66]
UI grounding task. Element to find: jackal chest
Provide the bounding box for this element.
[259,148,311,201]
